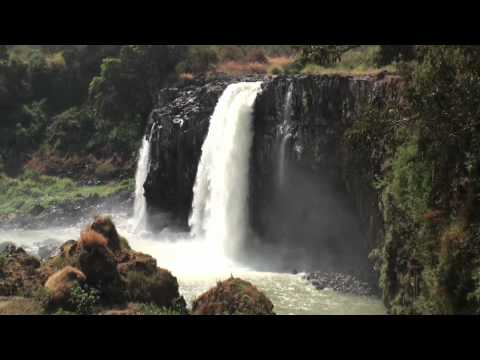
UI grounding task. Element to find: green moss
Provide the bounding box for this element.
[0,254,6,276]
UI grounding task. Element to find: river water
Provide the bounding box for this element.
[0,214,386,315]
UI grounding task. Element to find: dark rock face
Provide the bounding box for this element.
[145,74,402,283]
[249,75,402,281]
[145,75,266,229]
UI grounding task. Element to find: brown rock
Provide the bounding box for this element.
[78,244,119,287]
[0,245,43,297]
[45,266,86,308]
[91,216,121,251]
[192,278,275,315]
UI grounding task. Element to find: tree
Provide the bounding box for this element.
[376,45,417,66]
[293,45,360,66]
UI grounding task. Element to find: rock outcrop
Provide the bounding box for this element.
[1,216,186,314]
[191,277,275,315]
[144,75,266,229]
[45,266,87,308]
[0,244,43,297]
[145,74,402,283]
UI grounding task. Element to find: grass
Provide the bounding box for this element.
[135,303,183,316]
[301,63,397,77]
[299,46,398,77]
[0,170,133,217]
[0,298,45,315]
[211,56,295,77]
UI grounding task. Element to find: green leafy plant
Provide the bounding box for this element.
[69,284,100,315]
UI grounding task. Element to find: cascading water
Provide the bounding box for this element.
[189,82,263,258]
[278,83,294,189]
[1,80,387,315]
[131,125,155,232]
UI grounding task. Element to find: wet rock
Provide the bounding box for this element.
[303,271,375,297]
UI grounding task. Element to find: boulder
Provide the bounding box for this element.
[0,244,43,297]
[90,216,121,251]
[45,266,87,309]
[191,277,275,315]
[78,244,119,287]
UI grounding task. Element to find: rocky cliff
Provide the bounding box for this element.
[145,74,402,281]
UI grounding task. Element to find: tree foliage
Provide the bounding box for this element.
[293,45,360,66]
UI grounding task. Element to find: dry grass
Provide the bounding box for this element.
[301,63,397,77]
[215,61,269,76]
[0,298,44,315]
[79,230,108,250]
[268,56,295,70]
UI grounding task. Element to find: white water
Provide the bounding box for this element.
[130,127,154,232]
[189,82,263,258]
[0,218,386,315]
[0,82,387,315]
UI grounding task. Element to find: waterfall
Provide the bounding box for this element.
[189,82,263,257]
[131,126,154,231]
[278,83,294,189]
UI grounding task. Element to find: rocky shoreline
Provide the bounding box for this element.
[303,271,377,297]
[0,216,277,316]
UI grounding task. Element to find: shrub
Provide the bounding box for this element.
[0,254,6,273]
[32,286,52,309]
[217,45,246,62]
[178,46,218,75]
[270,67,282,76]
[246,48,268,64]
[68,284,100,315]
[94,161,116,179]
[376,45,417,66]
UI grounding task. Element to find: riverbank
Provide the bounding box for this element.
[0,172,134,230]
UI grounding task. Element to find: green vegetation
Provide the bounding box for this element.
[287,45,401,76]
[0,170,133,216]
[68,284,100,315]
[135,303,183,316]
[345,45,480,314]
[0,45,185,175]
[0,254,6,272]
[124,271,163,304]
